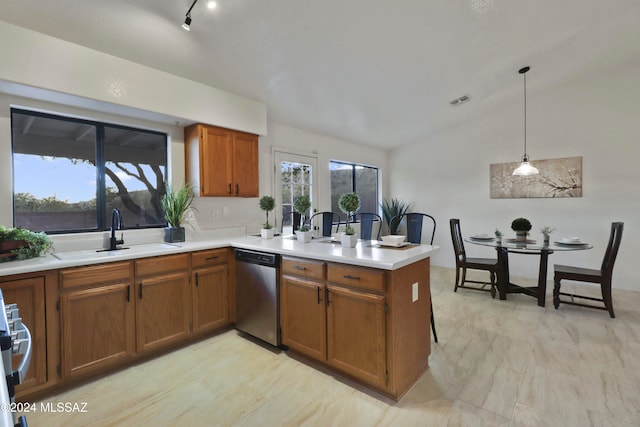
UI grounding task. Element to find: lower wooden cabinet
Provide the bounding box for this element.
[281,275,327,361]
[281,257,389,390]
[135,254,191,353]
[326,284,386,389]
[59,262,135,378]
[192,264,229,335]
[0,274,49,392]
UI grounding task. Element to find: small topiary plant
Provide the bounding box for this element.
[338,192,361,235]
[259,196,275,229]
[511,217,532,232]
[293,195,312,232]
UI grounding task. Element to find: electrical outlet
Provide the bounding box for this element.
[412,282,419,302]
[212,209,221,219]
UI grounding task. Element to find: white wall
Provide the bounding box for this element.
[389,58,640,291]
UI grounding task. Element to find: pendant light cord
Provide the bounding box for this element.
[523,70,527,159]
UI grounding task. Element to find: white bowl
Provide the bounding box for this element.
[561,236,581,243]
[381,235,406,245]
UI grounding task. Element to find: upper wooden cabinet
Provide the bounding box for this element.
[185,123,259,197]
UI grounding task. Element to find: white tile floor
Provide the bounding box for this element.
[20,266,640,426]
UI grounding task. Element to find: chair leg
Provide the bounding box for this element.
[553,277,561,309]
[454,266,460,292]
[430,298,438,343]
[602,280,615,318]
[460,267,468,287]
[489,271,496,298]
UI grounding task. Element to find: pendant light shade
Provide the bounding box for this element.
[513,66,539,176]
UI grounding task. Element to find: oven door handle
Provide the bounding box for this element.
[13,323,32,385]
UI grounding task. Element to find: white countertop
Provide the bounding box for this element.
[0,235,438,277]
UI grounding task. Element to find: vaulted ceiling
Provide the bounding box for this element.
[1,0,639,149]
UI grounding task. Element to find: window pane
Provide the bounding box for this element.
[12,112,98,232]
[330,161,378,220]
[104,126,166,228]
[280,160,313,226]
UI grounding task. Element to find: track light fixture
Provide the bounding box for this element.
[182,0,199,31]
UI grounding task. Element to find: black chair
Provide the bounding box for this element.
[449,219,498,298]
[392,212,438,342]
[281,211,301,234]
[357,212,382,240]
[309,211,341,237]
[553,222,624,318]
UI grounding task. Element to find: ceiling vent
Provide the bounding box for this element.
[449,95,471,107]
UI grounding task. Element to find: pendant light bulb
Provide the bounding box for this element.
[513,66,539,176]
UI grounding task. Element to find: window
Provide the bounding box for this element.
[11,109,167,233]
[330,161,379,217]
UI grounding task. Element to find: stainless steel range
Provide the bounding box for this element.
[0,289,31,427]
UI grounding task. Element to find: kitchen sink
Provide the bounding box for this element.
[53,242,182,261]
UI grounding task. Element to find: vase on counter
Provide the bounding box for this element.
[341,233,358,248]
[261,228,275,239]
[295,230,312,243]
[165,226,185,243]
[515,231,528,242]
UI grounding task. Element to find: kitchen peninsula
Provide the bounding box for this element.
[0,234,438,401]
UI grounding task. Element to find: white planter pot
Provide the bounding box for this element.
[261,228,275,239]
[341,233,358,248]
[295,230,312,243]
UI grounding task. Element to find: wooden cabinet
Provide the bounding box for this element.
[281,257,388,389]
[0,274,48,392]
[281,256,431,399]
[59,262,135,378]
[185,123,259,197]
[134,254,191,353]
[191,248,231,336]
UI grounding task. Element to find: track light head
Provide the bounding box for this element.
[182,15,192,31]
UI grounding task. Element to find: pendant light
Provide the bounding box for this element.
[512,66,539,176]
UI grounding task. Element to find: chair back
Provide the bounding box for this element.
[449,218,467,264]
[394,213,436,244]
[309,211,341,237]
[601,222,624,277]
[281,211,301,233]
[357,212,382,240]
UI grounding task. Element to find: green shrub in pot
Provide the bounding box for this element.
[161,182,195,242]
[259,195,276,238]
[338,192,361,235]
[381,198,412,235]
[511,217,532,241]
[293,195,311,232]
[0,225,53,261]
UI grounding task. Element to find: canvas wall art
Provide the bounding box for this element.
[490,156,582,199]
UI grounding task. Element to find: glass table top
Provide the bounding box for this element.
[465,237,593,252]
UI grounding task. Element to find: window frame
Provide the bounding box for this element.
[10,108,168,234]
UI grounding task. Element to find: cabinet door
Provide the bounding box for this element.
[1,276,47,390]
[136,271,191,353]
[281,275,326,361]
[60,283,135,378]
[202,125,233,196]
[326,285,387,389]
[232,132,259,197]
[192,264,229,335]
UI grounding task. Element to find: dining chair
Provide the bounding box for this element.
[449,218,498,298]
[309,211,341,237]
[392,212,438,342]
[281,211,301,234]
[553,222,624,318]
[356,212,382,240]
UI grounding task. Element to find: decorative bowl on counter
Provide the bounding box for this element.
[381,235,406,245]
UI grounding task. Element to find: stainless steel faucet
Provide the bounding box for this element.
[109,208,125,250]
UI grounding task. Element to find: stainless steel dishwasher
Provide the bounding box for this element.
[235,249,280,346]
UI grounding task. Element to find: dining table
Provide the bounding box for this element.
[465,236,592,307]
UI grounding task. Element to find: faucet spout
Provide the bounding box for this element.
[109,208,125,250]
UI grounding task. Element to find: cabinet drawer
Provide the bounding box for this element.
[192,248,229,268]
[327,264,385,292]
[135,253,190,277]
[60,261,132,289]
[282,257,325,280]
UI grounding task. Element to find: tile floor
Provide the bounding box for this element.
[18,266,640,426]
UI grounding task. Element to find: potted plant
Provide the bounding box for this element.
[0,225,53,262]
[511,217,532,242]
[381,198,412,235]
[161,182,195,243]
[540,226,555,245]
[259,196,276,239]
[338,192,361,248]
[495,229,503,244]
[293,195,312,243]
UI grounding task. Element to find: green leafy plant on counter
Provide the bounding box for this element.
[259,196,276,229]
[381,198,412,235]
[161,182,195,227]
[293,195,312,232]
[0,225,54,261]
[338,192,361,235]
